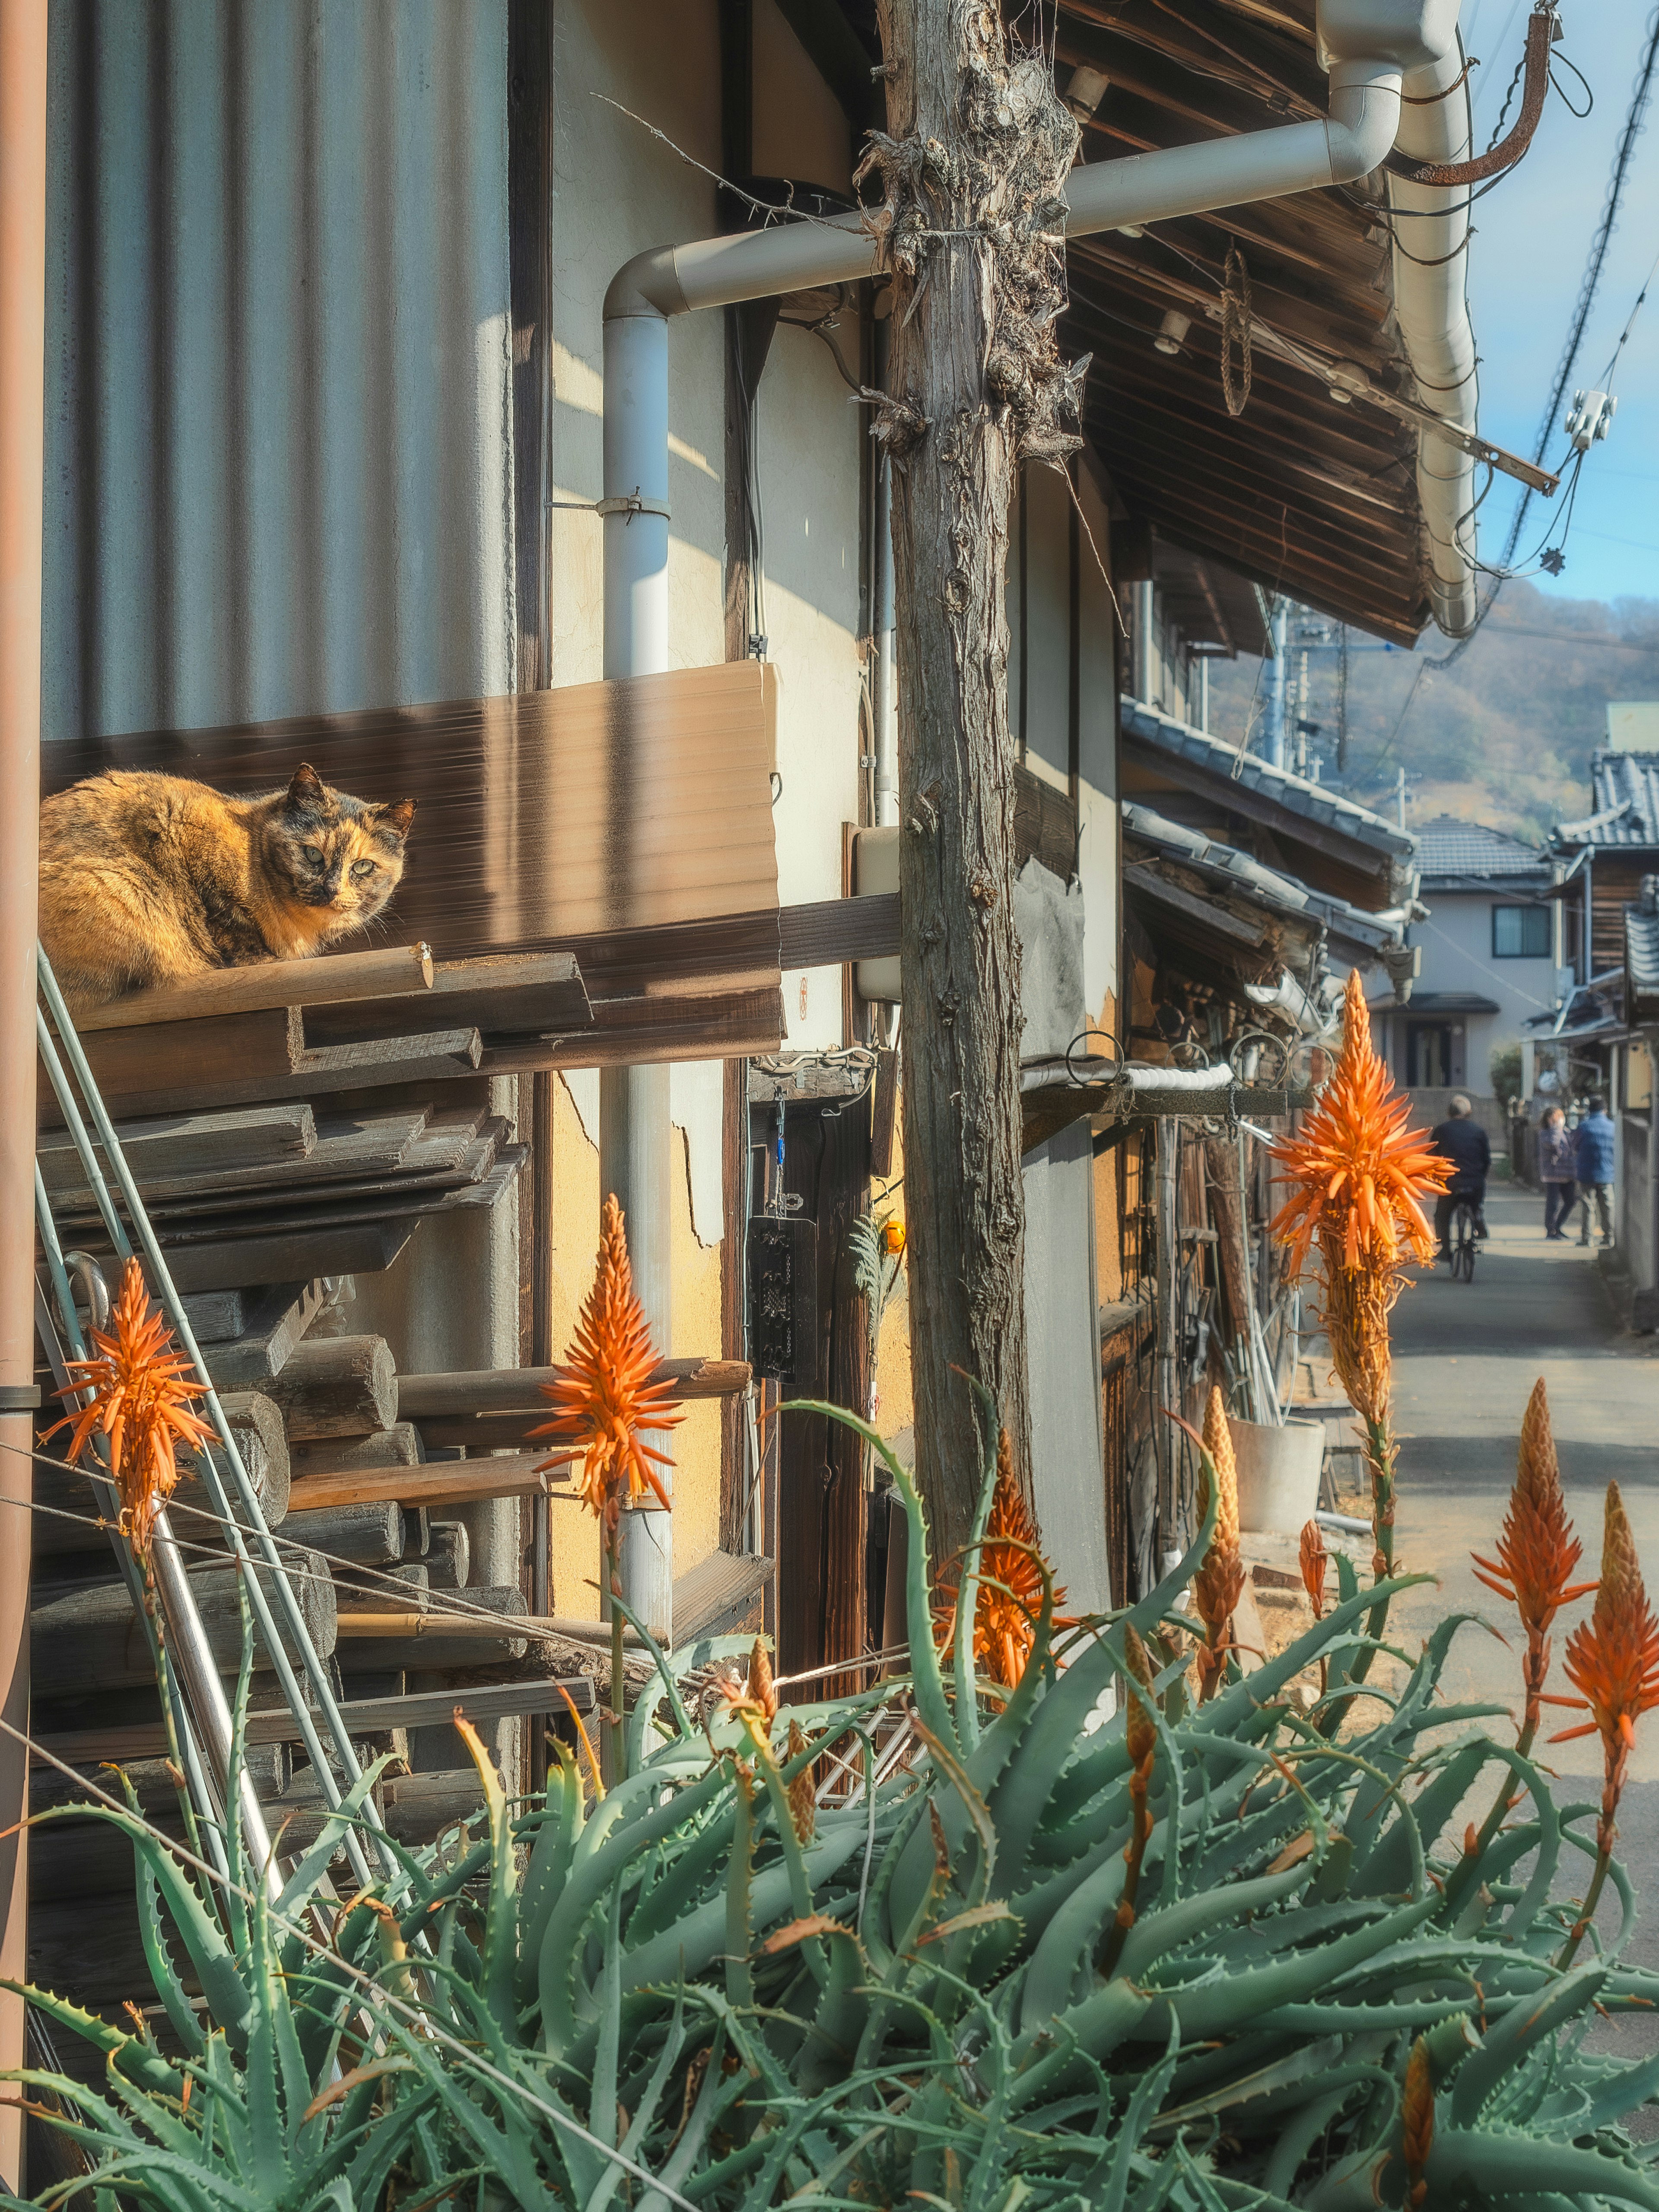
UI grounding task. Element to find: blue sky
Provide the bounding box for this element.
[1460,0,1659,606]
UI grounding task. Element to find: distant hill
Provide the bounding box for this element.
[1202,582,1659,842]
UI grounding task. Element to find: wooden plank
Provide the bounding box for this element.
[296,1025,483,1075]
[1123,864,1271,947]
[36,1104,317,1193]
[73,943,434,1031]
[673,1549,772,1645]
[31,1550,336,1696]
[49,1005,303,1109]
[778,893,900,968]
[245,1674,594,1744]
[46,1044,489,1124]
[482,986,786,1075]
[159,1219,416,1295]
[181,1286,251,1342]
[287,1452,568,1514]
[302,957,593,1047]
[397,1355,751,1420]
[871,1046,899,1179]
[74,1145,521,1252]
[46,1110,432,1214]
[199,1279,333,1390]
[59,1116,494,1229]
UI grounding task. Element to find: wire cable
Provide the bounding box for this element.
[1501,3,1659,571]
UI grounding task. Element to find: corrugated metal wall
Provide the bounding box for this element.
[43,0,516,747]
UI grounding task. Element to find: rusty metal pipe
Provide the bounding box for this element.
[0,0,48,2182]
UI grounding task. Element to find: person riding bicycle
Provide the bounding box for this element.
[1431,1094,1491,1264]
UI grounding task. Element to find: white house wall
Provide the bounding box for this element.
[1009,459,1119,1030]
[1411,889,1559,1082]
[549,0,726,686]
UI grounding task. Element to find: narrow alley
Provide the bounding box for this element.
[1385,1181,1659,2102]
[1388,1182,1659,1786]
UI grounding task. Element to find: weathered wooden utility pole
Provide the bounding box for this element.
[864,2,1084,1565]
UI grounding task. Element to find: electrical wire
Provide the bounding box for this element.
[1500,3,1659,572]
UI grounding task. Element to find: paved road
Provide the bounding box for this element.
[1379,1183,1659,2110]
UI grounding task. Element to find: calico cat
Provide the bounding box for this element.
[38,762,416,1010]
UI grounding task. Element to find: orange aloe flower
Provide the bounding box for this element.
[528,1195,683,1539]
[1299,1519,1328,1620]
[1272,971,1448,1595]
[1549,1482,1659,1769]
[937,1431,1068,1690]
[1402,2034,1433,2211]
[1271,968,1449,1291]
[1192,1388,1245,1701]
[44,1255,216,1557]
[1548,1483,1659,1955]
[1472,1378,1593,1746]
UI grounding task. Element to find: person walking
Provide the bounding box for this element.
[1573,1093,1616,1247]
[1538,1105,1577,1241]
[1430,1094,1491,1262]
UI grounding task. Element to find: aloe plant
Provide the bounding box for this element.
[12,1409,1659,2210]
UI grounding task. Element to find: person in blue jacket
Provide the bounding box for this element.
[1573,1094,1616,1247]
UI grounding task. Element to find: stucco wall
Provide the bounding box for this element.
[1412,888,1558,1065]
[543,0,864,1608]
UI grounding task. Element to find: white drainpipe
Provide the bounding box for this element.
[1388,40,1480,636]
[599,0,1467,1638]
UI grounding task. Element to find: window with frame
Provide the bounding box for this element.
[1492,904,1551,959]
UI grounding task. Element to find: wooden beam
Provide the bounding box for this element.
[72,943,434,1031]
[397,1355,751,1419]
[1124,864,1272,946]
[779,892,900,968]
[287,1452,569,1514]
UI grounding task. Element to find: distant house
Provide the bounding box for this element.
[1371,816,1557,1101]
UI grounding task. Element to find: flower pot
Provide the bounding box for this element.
[1228,1415,1325,1537]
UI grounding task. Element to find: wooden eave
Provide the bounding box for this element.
[814,0,1434,644]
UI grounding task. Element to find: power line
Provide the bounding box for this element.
[1502,4,1659,568]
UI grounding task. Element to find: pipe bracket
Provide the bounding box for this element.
[596,493,672,523]
[0,1385,39,1412]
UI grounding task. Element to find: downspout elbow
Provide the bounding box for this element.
[604,245,686,323]
[1322,59,1406,184]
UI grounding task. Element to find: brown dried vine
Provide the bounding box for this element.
[856,18,1088,477]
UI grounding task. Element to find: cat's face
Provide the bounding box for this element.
[264,762,415,925]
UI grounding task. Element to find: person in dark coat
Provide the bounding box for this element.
[1573,1094,1616,1247]
[1430,1094,1491,1261]
[1538,1105,1577,1240]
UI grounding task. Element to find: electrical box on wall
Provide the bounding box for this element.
[853,825,901,1004]
[747,1217,819,1386]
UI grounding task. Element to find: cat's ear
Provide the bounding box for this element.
[375,798,416,842]
[287,762,327,811]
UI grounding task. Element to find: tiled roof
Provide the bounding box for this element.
[1414,814,1548,881]
[1627,896,1659,1008]
[1121,801,1402,952]
[1120,700,1417,862]
[1556,752,1659,847]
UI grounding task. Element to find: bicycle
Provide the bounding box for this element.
[1449,1196,1479,1283]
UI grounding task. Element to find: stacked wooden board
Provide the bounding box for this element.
[42,1097,528,1292]
[26,1291,607,2035]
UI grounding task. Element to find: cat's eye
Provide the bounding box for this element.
[350,859,376,880]
[301,845,324,867]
